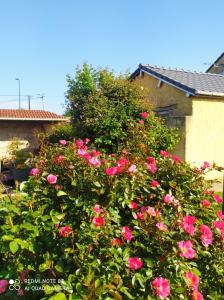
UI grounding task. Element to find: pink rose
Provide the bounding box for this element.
[151,180,160,187]
[93,204,102,214]
[59,225,72,237]
[214,194,222,204]
[75,139,84,147]
[122,226,133,241]
[199,224,213,247]
[202,199,211,207]
[181,216,197,236]
[152,277,170,298]
[128,164,137,173]
[156,222,167,231]
[163,194,174,204]
[92,217,105,227]
[59,139,67,146]
[30,168,40,176]
[87,157,101,167]
[160,150,171,157]
[47,174,57,184]
[91,149,101,157]
[192,290,203,300]
[128,257,143,270]
[177,240,195,259]
[129,201,138,210]
[184,271,199,290]
[0,279,8,294]
[145,163,157,173]
[139,112,149,119]
[105,166,122,176]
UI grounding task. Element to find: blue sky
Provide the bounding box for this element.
[0,0,223,114]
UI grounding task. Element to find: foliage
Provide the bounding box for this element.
[0,135,223,299]
[46,123,75,144]
[66,64,179,154]
[7,138,32,169]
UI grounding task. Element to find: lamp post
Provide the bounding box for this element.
[15,78,21,109]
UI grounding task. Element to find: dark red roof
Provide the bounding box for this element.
[0,109,67,121]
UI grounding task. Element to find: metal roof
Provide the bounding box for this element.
[131,64,224,97]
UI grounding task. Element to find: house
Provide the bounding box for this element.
[131,64,224,170]
[206,52,224,75]
[0,109,67,159]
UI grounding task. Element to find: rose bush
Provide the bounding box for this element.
[0,133,223,300]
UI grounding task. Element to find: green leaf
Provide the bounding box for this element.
[95,279,101,288]
[49,292,67,300]
[93,181,101,187]
[55,265,63,273]
[1,235,14,241]
[71,179,77,187]
[9,241,19,254]
[175,287,185,293]
[57,191,67,197]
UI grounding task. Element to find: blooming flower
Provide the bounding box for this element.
[59,225,72,237]
[152,277,170,299]
[117,157,129,167]
[184,271,199,290]
[177,240,195,259]
[128,257,143,270]
[146,206,156,217]
[0,280,8,294]
[202,199,211,207]
[128,164,137,173]
[91,149,101,157]
[151,180,160,187]
[92,217,105,227]
[139,119,144,124]
[146,163,157,173]
[122,226,133,241]
[54,155,64,164]
[87,157,101,167]
[75,139,84,147]
[199,224,213,247]
[163,194,174,204]
[59,139,67,146]
[129,201,138,210]
[156,222,167,231]
[200,161,211,170]
[213,194,222,204]
[171,155,182,164]
[217,210,224,220]
[30,168,40,176]
[111,238,122,247]
[160,150,170,157]
[181,216,197,236]
[47,174,57,184]
[93,204,102,214]
[77,148,90,159]
[192,290,203,300]
[105,166,122,176]
[140,112,149,119]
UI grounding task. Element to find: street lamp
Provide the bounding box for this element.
[15,78,21,109]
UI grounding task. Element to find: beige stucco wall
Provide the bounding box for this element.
[185,98,224,166]
[133,73,193,160]
[133,73,193,116]
[0,121,55,159]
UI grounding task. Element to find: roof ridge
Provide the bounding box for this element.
[141,64,224,77]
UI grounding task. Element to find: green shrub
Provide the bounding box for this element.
[0,136,223,299]
[66,64,179,154]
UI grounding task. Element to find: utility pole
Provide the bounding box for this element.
[41,95,44,110]
[15,78,21,109]
[28,95,31,110]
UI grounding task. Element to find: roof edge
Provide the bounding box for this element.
[206,52,224,73]
[0,117,68,121]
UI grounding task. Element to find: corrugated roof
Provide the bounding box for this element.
[0,109,67,121]
[132,64,224,97]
